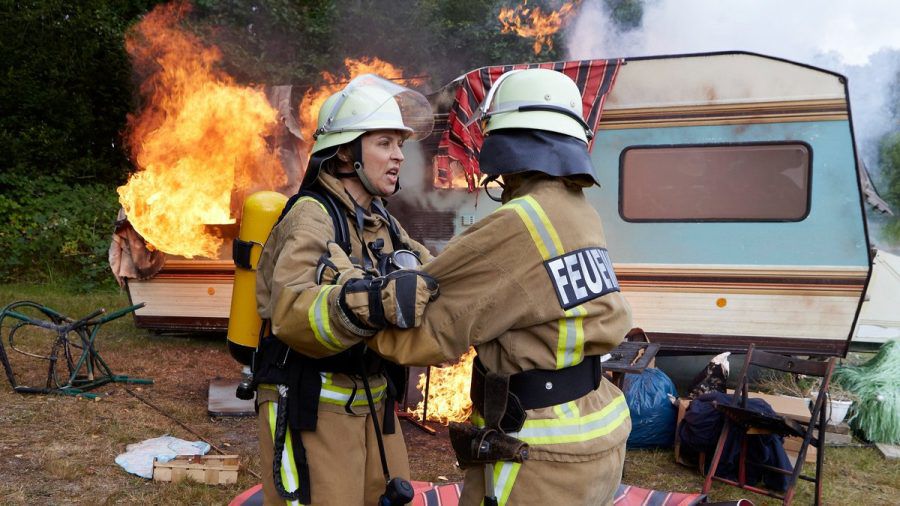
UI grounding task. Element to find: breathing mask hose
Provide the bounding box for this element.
[272,385,309,502]
[359,347,414,505]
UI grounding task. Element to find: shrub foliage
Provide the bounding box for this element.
[0,174,120,290]
[0,0,645,286]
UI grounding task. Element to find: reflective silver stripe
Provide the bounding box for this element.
[309,285,344,352]
[318,372,386,407]
[497,195,564,261]
[553,401,579,419]
[557,305,587,369]
[515,197,560,258]
[510,395,629,445]
[492,461,521,505]
[267,401,302,506]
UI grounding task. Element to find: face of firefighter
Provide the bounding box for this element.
[360,130,406,197]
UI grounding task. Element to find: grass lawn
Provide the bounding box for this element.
[0,283,897,505]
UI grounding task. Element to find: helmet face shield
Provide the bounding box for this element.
[314,74,434,144]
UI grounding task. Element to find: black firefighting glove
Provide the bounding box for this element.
[316,241,366,286]
[337,270,440,334]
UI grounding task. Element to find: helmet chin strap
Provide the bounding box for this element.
[480,174,503,202]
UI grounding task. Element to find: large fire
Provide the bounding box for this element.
[118,2,285,258]
[409,347,477,424]
[117,4,424,258]
[299,58,425,142]
[498,0,579,54]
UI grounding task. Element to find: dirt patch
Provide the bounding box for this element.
[1,288,898,505]
[0,323,463,504]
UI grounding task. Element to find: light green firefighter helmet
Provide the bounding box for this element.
[472,68,593,143]
[310,74,434,156]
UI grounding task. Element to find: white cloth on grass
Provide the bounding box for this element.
[115,435,211,479]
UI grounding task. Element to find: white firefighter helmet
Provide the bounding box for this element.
[303,74,433,195]
[310,74,433,155]
[472,68,593,143]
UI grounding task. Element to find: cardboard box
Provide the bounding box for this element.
[152,454,239,485]
[674,393,816,467]
[726,390,810,423]
[784,436,816,464]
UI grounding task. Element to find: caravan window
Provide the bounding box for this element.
[620,143,811,222]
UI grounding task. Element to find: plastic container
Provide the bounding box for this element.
[809,391,853,424]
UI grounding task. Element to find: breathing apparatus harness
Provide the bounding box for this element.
[247,182,417,505]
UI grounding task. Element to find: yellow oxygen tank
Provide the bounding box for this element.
[226,191,288,366]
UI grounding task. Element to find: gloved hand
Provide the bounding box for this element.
[338,270,439,333]
[316,241,366,286]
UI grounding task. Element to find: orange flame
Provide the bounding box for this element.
[118,2,285,258]
[299,57,425,143]
[433,159,475,190]
[409,347,476,424]
[498,0,579,54]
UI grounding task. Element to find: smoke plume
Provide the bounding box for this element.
[566,0,900,249]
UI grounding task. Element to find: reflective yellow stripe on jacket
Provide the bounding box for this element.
[471,394,629,446]
[308,285,344,352]
[318,372,386,408]
[289,196,350,355]
[498,196,585,369]
[260,375,386,411]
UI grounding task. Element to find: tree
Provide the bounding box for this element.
[0,0,162,184]
[604,0,643,31]
[879,132,900,243]
[190,0,551,90]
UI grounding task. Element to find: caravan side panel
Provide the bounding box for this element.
[592,53,869,355]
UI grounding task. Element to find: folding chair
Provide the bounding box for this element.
[0,301,152,398]
[701,344,836,505]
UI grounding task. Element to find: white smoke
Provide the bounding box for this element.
[566,0,900,247]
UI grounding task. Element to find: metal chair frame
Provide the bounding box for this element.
[0,301,152,398]
[702,344,836,505]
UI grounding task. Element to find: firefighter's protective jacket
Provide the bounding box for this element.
[254,171,432,410]
[368,174,633,461]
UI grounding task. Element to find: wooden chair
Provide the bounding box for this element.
[701,344,836,505]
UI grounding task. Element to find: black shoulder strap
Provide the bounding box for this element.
[275,186,352,254]
[371,200,409,251]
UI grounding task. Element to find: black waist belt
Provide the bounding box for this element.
[253,337,402,433]
[470,354,604,433]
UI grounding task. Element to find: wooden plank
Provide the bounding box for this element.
[876,443,900,460]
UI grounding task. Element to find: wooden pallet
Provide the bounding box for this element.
[152,454,240,485]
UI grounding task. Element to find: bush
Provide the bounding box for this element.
[0,173,120,291]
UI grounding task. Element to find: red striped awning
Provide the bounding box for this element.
[434,59,623,191]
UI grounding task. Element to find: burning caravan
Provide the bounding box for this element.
[119,51,872,357]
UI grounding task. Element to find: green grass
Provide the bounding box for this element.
[1,283,898,505]
[624,445,900,505]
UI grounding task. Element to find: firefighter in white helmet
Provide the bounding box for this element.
[332,68,634,505]
[252,74,438,505]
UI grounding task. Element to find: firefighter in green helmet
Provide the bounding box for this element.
[332,68,634,505]
[252,74,439,505]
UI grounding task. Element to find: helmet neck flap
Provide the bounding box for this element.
[478,129,599,200]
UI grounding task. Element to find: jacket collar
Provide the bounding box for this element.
[501,173,573,203]
[316,171,388,227]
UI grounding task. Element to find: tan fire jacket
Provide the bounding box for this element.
[255,171,432,409]
[369,175,633,460]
